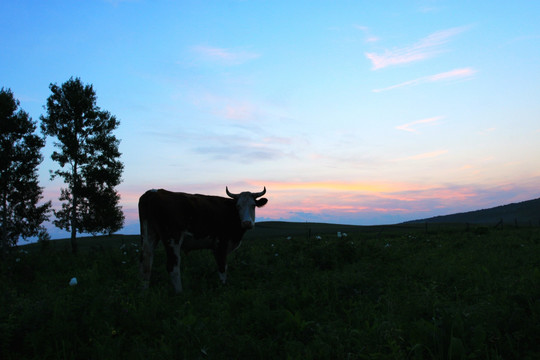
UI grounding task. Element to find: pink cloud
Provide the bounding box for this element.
[373,67,476,92]
[365,26,469,70]
[113,177,540,231]
[396,116,444,133]
[428,67,477,81]
[353,25,380,43]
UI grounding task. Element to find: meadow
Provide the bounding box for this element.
[1,222,539,359]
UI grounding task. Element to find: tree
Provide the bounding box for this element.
[40,77,124,253]
[0,88,51,256]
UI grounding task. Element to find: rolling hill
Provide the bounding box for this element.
[406,197,540,225]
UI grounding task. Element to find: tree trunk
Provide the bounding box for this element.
[71,163,78,254]
[70,206,77,253]
[1,193,7,258]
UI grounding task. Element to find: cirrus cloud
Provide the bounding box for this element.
[373,67,477,92]
[396,116,444,133]
[365,26,469,70]
[192,45,260,65]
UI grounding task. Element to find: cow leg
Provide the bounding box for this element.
[214,241,228,284]
[218,265,228,284]
[165,237,183,293]
[140,220,157,290]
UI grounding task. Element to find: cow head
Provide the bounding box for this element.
[226,187,268,229]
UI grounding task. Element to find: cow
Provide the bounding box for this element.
[138,187,268,293]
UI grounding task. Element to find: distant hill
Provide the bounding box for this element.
[406,197,540,225]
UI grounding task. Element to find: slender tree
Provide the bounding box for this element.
[0,88,50,256]
[40,77,124,253]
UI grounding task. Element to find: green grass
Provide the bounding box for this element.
[1,224,540,359]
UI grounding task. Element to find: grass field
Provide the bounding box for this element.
[1,222,540,359]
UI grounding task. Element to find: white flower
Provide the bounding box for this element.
[69,277,78,286]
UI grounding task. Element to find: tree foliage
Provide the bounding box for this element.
[40,77,124,252]
[0,88,50,255]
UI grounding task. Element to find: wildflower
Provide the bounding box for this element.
[69,277,78,286]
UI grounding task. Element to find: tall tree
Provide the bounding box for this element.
[0,88,50,256]
[40,77,124,253]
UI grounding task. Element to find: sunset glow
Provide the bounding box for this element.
[2,1,539,239]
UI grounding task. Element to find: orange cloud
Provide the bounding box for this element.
[257,180,406,193]
[116,179,492,229]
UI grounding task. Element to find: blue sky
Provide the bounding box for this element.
[2,1,540,238]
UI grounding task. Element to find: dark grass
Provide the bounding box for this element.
[1,223,540,359]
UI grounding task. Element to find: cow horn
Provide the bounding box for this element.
[226,187,239,199]
[252,187,266,198]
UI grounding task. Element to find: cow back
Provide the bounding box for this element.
[139,189,244,240]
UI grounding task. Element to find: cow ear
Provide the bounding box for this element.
[255,198,268,208]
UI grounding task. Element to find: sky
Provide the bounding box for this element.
[2,0,540,239]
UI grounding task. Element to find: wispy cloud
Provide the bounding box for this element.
[193,143,285,162]
[373,67,476,92]
[400,150,449,161]
[396,116,444,133]
[192,45,260,65]
[191,92,261,122]
[222,103,257,121]
[353,25,379,43]
[365,26,469,70]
